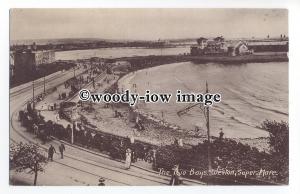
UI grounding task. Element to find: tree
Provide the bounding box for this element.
[10,142,48,185]
[261,120,289,182]
[156,146,179,170]
[261,120,288,156]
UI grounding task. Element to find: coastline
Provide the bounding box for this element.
[116,63,273,152]
[29,52,287,151]
[113,53,288,68]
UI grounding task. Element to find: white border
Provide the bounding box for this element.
[1,1,300,194]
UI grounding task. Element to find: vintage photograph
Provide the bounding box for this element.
[9,8,288,186]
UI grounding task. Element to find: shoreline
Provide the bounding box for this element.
[112,53,288,67]
[27,52,286,152]
[116,63,271,151]
[53,45,183,52]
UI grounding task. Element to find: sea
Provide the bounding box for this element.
[126,61,288,138]
[55,47,190,60]
[56,47,288,138]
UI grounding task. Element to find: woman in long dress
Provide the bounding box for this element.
[125,148,132,169]
[170,164,181,185]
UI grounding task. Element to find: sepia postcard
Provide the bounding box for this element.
[9,8,288,186]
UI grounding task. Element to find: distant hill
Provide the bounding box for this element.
[10,38,145,46]
[10,37,288,46]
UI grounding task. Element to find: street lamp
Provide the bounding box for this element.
[73,66,76,78]
[205,81,212,174]
[43,69,46,95]
[32,80,35,110]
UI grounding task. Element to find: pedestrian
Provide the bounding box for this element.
[59,143,66,159]
[92,78,95,89]
[98,177,105,186]
[152,148,157,169]
[174,138,179,146]
[33,123,38,136]
[125,148,132,169]
[178,138,183,147]
[169,164,182,186]
[48,144,56,161]
[131,149,136,163]
[219,128,224,140]
[130,136,135,144]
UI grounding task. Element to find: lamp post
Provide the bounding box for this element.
[71,125,74,144]
[205,81,212,174]
[73,66,76,78]
[32,80,35,110]
[71,121,76,144]
[43,72,46,95]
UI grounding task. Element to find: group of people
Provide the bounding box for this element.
[21,104,185,185]
[47,143,66,161]
[124,147,181,185]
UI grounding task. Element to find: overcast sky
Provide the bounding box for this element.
[10,9,288,41]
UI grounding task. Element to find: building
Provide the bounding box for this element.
[191,37,252,56]
[12,42,55,68]
[247,41,288,52]
[10,43,56,81]
[13,49,55,71]
[204,37,227,55]
[191,36,228,56]
[196,37,208,49]
[13,43,55,66]
[110,60,131,75]
[33,50,55,65]
[89,57,106,67]
[9,51,15,78]
[227,41,252,56]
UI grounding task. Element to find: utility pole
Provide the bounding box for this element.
[71,122,76,144]
[32,80,35,110]
[206,81,212,174]
[71,125,74,144]
[73,66,76,78]
[43,75,46,95]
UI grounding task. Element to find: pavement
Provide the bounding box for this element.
[9,67,205,186]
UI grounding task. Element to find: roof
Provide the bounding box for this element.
[247,41,288,46]
[32,50,54,54]
[214,36,225,41]
[226,40,247,48]
[206,40,224,45]
[197,37,208,41]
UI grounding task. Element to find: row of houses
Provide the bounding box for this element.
[190,36,252,56]
[191,36,289,57]
[10,43,56,77]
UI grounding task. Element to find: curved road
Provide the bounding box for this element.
[9,68,205,186]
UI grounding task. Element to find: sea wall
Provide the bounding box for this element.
[113,53,288,71]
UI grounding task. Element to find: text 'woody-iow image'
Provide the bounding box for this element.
[9,8,288,186]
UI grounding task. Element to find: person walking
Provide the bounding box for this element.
[152,148,157,169]
[98,177,105,186]
[125,148,132,169]
[59,143,66,159]
[33,123,38,136]
[169,164,182,186]
[48,144,56,161]
[219,128,224,140]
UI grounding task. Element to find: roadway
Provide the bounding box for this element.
[9,68,205,186]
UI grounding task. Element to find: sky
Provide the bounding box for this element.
[10,9,288,41]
